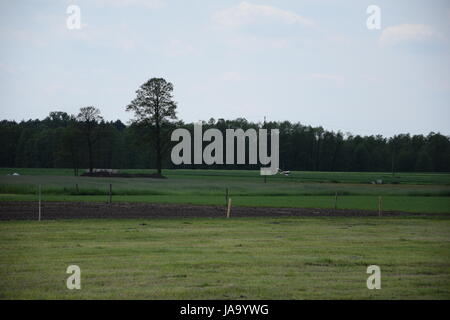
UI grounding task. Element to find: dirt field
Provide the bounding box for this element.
[0,201,442,220]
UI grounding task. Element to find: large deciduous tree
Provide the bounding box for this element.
[126,78,178,175]
[77,106,103,173]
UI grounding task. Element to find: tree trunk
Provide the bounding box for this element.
[154,99,162,176]
[155,122,162,175]
[391,149,395,176]
[88,134,93,173]
[70,143,78,176]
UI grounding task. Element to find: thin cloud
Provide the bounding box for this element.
[225,34,292,50]
[212,1,315,28]
[94,0,166,8]
[218,71,248,82]
[311,73,345,85]
[165,39,197,57]
[0,62,16,74]
[379,24,443,46]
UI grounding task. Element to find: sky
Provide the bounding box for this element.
[0,0,449,137]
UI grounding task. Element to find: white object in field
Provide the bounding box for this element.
[11,172,20,176]
[88,169,119,174]
[277,168,291,176]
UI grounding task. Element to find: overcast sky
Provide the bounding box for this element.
[0,0,449,136]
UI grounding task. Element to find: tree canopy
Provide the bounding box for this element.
[0,114,449,174]
[126,78,178,175]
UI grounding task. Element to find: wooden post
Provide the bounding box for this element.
[263,116,267,184]
[75,184,79,193]
[378,196,382,217]
[109,184,112,204]
[334,192,338,210]
[225,188,228,206]
[226,198,232,218]
[38,184,41,221]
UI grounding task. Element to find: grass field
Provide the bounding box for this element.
[2,168,450,185]
[1,216,449,299]
[1,194,449,214]
[1,169,449,299]
[0,168,449,213]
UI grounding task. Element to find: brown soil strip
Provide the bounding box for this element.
[81,172,166,178]
[0,201,444,221]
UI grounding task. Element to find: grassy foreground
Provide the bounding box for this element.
[1,217,449,299]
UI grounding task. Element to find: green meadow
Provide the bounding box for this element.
[0,217,449,299]
[0,168,449,213]
[1,169,449,299]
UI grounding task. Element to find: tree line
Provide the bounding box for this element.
[0,77,448,174]
[1,112,449,174]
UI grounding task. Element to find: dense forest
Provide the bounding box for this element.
[0,111,449,174]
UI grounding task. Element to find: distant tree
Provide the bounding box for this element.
[415,148,434,172]
[389,136,399,176]
[397,148,415,172]
[113,119,126,131]
[1,111,450,173]
[44,111,72,128]
[126,78,178,175]
[76,106,103,173]
[353,143,370,171]
[14,128,37,167]
[0,120,20,167]
[59,125,82,176]
[427,133,450,172]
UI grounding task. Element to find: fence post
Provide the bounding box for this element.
[38,184,41,221]
[227,198,232,218]
[109,184,112,204]
[225,188,229,207]
[334,192,338,210]
[378,196,382,217]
